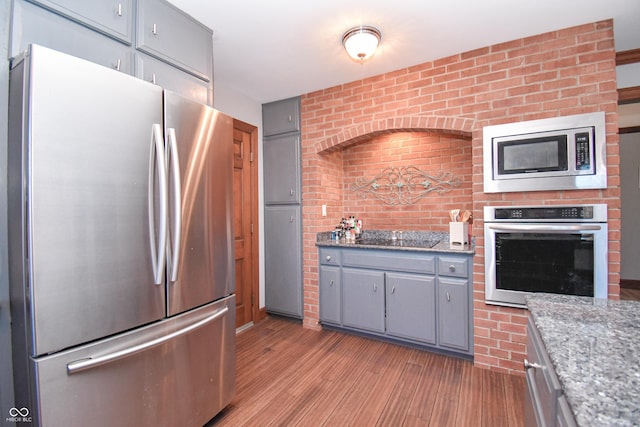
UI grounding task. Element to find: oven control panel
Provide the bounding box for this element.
[493,206,594,220]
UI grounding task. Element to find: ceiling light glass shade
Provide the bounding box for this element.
[342,26,381,62]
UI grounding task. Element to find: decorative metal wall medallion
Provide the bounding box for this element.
[350,166,461,205]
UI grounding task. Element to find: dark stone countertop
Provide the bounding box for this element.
[526,294,640,426]
[315,230,475,255]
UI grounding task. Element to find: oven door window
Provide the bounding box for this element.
[495,232,594,296]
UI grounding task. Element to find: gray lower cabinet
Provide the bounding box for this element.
[264,205,302,318]
[318,247,473,356]
[525,314,577,427]
[319,266,341,324]
[342,268,385,333]
[386,272,436,344]
[437,277,469,351]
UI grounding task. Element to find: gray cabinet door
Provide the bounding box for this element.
[262,97,300,136]
[136,0,212,81]
[264,206,302,318]
[437,277,469,351]
[386,272,436,344]
[136,52,210,105]
[12,0,134,74]
[342,268,385,333]
[319,266,341,324]
[263,134,301,204]
[26,0,134,43]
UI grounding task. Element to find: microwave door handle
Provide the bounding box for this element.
[487,224,602,232]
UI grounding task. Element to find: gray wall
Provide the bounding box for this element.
[620,132,640,280]
[1,0,15,424]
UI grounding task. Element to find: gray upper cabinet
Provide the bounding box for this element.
[26,0,134,43]
[262,97,300,137]
[12,0,213,105]
[263,134,301,204]
[136,52,209,106]
[11,0,134,75]
[136,0,212,82]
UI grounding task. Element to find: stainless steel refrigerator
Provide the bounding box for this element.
[7,44,235,426]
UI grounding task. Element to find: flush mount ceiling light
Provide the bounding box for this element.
[342,26,382,62]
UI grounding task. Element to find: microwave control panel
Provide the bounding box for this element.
[575,131,591,170]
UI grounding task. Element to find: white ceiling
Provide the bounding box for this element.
[168,0,640,104]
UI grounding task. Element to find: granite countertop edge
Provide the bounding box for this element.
[315,230,475,255]
[526,294,640,427]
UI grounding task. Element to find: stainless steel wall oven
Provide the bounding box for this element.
[484,204,608,307]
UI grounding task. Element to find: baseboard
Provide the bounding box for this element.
[620,279,640,290]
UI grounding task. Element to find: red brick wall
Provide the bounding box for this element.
[340,132,472,231]
[299,20,620,374]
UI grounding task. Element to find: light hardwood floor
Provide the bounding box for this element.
[207,316,525,426]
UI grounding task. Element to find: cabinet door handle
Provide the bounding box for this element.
[290,188,294,196]
[117,3,122,17]
[151,73,157,85]
[449,265,456,272]
[288,114,292,123]
[391,286,395,294]
[289,216,295,223]
[373,283,377,292]
[523,359,542,370]
[152,23,158,35]
[446,292,451,302]
[329,279,334,287]
[114,58,121,71]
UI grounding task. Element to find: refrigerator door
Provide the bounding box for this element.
[164,91,234,316]
[8,45,166,356]
[32,296,236,427]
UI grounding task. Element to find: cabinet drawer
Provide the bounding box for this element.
[342,250,435,274]
[26,0,134,43]
[319,248,341,266]
[262,97,300,136]
[136,0,212,81]
[438,256,468,278]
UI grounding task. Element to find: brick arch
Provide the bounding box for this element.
[314,115,476,154]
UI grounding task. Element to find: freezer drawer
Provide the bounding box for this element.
[29,296,235,427]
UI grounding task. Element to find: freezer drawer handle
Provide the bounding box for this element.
[166,128,182,282]
[148,124,168,285]
[67,306,229,375]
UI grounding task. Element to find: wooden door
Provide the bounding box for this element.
[233,119,259,328]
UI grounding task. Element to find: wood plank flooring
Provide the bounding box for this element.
[207,316,525,426]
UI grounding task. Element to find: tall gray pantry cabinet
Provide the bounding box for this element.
[263,97,303,318]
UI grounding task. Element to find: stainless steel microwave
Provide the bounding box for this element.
[483,112,607,193]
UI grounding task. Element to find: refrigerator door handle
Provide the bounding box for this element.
[166,128,182,282]
[67,306,229,374]
[148,123,168,285]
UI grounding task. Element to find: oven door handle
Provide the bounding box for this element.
[487,224,603,232]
